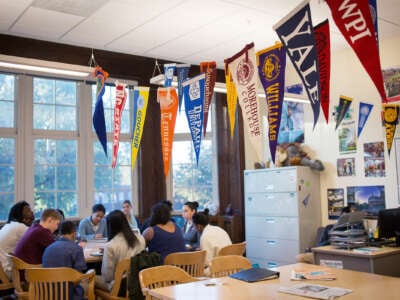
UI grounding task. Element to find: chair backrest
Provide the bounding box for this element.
[25,267,95,300]
[209,255,252,278]
[108,258,131,298]
[0,261,13,292]
[139,265,196,300]
[217,242,246,256]
[164,250,206,277]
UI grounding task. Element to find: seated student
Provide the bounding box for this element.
[0,201,34,279]
[78,204,107,240]
[181,201,200,251]
[14,208,62,264]
[53,208,65,238]
[140,200,174,232]
[142,202,186,263]
[96,210,145,292]
[122,200,140,232]
[192,209,232,266]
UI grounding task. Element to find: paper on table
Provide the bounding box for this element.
[279,283,352,299]
[291,267,336,281]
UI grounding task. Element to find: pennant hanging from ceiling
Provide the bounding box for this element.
[383,104,399,155]
[335,95,353,129]
[164,63,176,87]
[131,86,149,170]
[369,0,379,48]
[225,42,263,162]
[273,0,321,128]
[176,64,190,113]
[357,102,373,138]
[158,87,178,177]
[200,61,217,137]
[224,63,238,139]
[325,0,386,102]
[314,19,331,124]
[93,66,109,157]
[112,82,127,168]
[256,42,286,164]
[182,74,205,165]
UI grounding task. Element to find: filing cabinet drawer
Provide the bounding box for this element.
[244,168,297,193]
[245,192,298,216]
[246,237,299,263]
[245,216,299,240]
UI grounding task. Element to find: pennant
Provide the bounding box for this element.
[273,0,321,128]
[314,20,331,124]
[224,42,263,162]
[369,0,379,48]
[256,43,286,164]
[164,63,176,87]
[325,0,386,102]
[131,87,149,170]
[176,64,190,113]
[158,87,178,177]
[182,74,205,165]
[357,102,373,138]
[383,104,399,155]
[336,95,353,129]
[200,61,217,137]
[112,82,127,168]
[92,66,109,156]
[225,64,238,138]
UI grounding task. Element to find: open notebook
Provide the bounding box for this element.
[229,268,280,282]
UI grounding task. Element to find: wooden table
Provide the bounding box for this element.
[148,263,400,300]
[83,240,106,263]
[312,245,400,277]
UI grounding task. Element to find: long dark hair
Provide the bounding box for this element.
[106,210,138,248]
[7,201,30,223]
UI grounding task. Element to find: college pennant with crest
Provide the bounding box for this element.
[176,64,190,113]
[357,102,373,138]
[131,87,149,170]
[182,74,205,165]
[383,104,399,155]
[158,87,178,177]
[225,42,263,162]
[164,63,176,87]
[225,63,239,138]
[200,61,217,137]
[273,0,321,128]
[336,95,353,129]
[256,43,286,164]
[93,66,109,156]
[112,82,127,168]
[325,0,386,102]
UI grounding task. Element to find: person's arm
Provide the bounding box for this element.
[78,218,94,240]
[97,218,107,239]
[200,235,213,267]
[101,245,116,283]
[73,245,87,273]
[142,227,154,244]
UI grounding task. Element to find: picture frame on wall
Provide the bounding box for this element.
[338,121,357,154]
[363,142,385,177]
[347,185,385,217]
[337,158,355,177]
[327,188,345,219]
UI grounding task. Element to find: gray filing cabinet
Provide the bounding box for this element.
[244,166,321,268]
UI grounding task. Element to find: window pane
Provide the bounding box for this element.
[34,139,56,165]
[57,166,76,190]
[94,165,113,190]
[0,101,14,128]
[56,80,76,105]
[34,192,56,217]
[58,192,78,217]
[34,78,55,104]
[56,106,76,130]
[0,166,15,192]
[0,74,15,128]
[34,165,55,191]
[0,138,15,219]
[34,104,54,129]
[0,74,15,100]
[0,138,15,164]
[0,194,14,221]
[56,140,77,164]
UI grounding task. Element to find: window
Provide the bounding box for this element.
[0,138,15,220]
[0,74,15,128]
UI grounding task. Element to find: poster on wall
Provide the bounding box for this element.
[337,158,355,177]
[327,188,345,219]
[338,121,357,154]
[347,185,385,217]
[382,66,400,102]
[277,101,304,145]
[363,142,385,177]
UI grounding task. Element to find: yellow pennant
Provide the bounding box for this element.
[225,65,238,138]
[383,103,399,155]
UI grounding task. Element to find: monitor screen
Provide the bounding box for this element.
[378,208,400,245]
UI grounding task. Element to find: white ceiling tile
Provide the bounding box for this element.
[0,0,32,31]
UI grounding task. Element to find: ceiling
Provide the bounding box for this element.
[1,0,399,68]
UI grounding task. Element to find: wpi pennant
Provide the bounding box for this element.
[273,0,321,128]
[225,42,263,162]
[93,66,109,156]
[112,82,127,168]
[256,43,286,164]
[164,63,176,87]
[176,64,190,113]
[182,74,205,165]
[225,64,238,139]
[325,0,386,102]
[200,61,217,137]
[131,87,149,170]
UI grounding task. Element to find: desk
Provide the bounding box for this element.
[83,240,106,263]
[312,245,400,277]
[148,263,400,300]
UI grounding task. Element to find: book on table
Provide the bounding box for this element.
[229,268,280,282]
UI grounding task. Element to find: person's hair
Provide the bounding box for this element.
[161,200,173,211]
[92,203,106,214]
[123,200,132,207]
[150,202,172,226]
[60,220,76,235]
[40,208,62,222]
[184,201,199,212]
[56,209,65,220]
[192,209,210,226]
[106,210,138,248]
[7,201,30,223]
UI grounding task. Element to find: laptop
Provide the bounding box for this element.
[229,268,280,282]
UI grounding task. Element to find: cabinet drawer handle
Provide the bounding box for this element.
[266,240,276,245]
[267,262,278,268]
[265,218,275,223]
[264,185,274,190]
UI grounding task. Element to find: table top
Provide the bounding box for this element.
[312,245,400,257]
[83,240,106,263]
[148,263,400,300]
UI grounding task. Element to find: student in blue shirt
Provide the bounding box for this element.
[78,204,107,240]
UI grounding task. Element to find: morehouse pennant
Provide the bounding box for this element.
[256,43,286,164]
[273,0,321,128]
[200,61,217,137]
[224,63,239,139]
[325,0,386,102]
[93,66,109,157]
[176,64,190,113]
[112,82,127,168]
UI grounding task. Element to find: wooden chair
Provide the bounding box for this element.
[95,257,131,300]
[0,262,14,297]
[25,267,95,300]
[209,255,252,278]
[6,254,41,300]
[164,250,206,277]
[139,265,197,300]
[217,242,246,256]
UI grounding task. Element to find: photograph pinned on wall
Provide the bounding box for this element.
[338,121,357,154]
[382,66,400,102]
[337,158,356,177]
[347,185,385,217]
[327,188,344,219]
[277,101,304,145]
[363,142,385,177]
